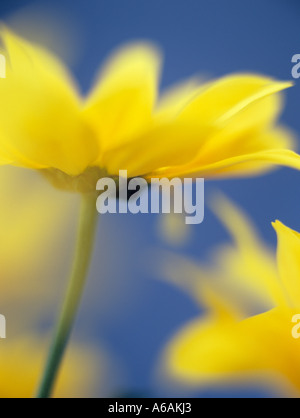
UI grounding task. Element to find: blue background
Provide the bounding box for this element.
[1,0,300,398]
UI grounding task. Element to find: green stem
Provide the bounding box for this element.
[36,193,98,398]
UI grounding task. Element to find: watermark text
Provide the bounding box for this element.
[96,170,204,225]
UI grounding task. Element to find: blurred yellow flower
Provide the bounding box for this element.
[161,198,300,396]
[0,166,78,332]
[0,336,101,398]
[0,28,300,190]
[0,166,104,397]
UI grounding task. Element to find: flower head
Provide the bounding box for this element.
[1,28,300,191]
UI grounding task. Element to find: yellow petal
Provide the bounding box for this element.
[273,221,300,308]
[160,196,283,316]
[178,74,291,129]
[161,252,241,320]
[164,316,267,384]
[164,307,300,394]
[0,27,98,175]
[103,74,294,178]
[162,245,276,319]
[156,78,203,120]
[0,140,14,164]
[153,128,300,179]
[85,42,161,156]
[198,279,242,322]
[211,194,265,249]
[210,195,284,307]
[103,121,209,176]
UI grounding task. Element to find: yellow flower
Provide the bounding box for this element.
[161,198,300,396]
[0,336,101,398]
[1,27,300,190]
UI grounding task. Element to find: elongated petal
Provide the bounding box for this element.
[273,221,300,308]
[178,74,291,129]
[152,129,300,179]
[176,124,295,175]
[0,28,98,175]
[85,43,161,155]
[210,195,284,307]
[161,251,242,320]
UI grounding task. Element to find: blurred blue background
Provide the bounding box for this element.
[1,0,300,398]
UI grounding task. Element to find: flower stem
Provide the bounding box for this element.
[36,193,98,398]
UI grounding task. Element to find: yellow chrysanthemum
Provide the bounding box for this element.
[161,198,300,396]
[1,27,300,191]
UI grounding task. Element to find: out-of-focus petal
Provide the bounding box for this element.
[156,78,203,120]
[102,74,296,178]
[211,195,285,307]
[159,196,283,313]
[178,74,291,129]
[164,307,300,394]
[85,43,161,156]
[273,221,300,308]
[160,251,242,320]
[0,336,102,398]
[153,132,300,179]
[0,28,98,175]
[158,213,191,246]
[103,121,209,176]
